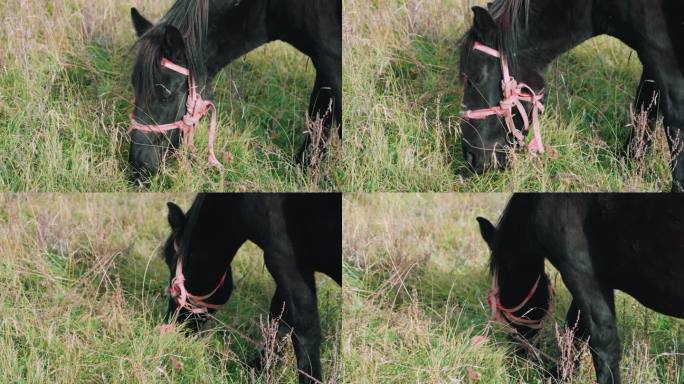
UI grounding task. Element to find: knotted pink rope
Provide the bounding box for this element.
[129,57,221,168]
[461,41,546,154]
[168,255,227,316]
[472,271,555,346]
[487,273,550,330]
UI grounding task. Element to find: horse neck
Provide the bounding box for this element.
[202,0,271,80]
[511,0,596,74]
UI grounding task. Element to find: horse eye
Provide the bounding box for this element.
[156,84,174,102]
[468,73,485,86]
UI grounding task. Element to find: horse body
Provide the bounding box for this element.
[582,196,684,317]
[129,0,341,179]
[163,193,341,383]
[460,0,684,191]
[478,194,684,384]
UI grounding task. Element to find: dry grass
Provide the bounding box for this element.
[341,0,672,191]
[0,194,341,383]
[0,0,341,191]
[342,194,684,383]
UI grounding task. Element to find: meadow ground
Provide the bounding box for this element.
[343,194,684,383]
[0,0,341,192]
[342,0,673,191]
[0,194,341,383]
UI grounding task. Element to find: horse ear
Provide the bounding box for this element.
[471,6,497,43]
[162,26,186,63]
[167,202,186,232]
[476,216,497,248]
[131,8,153,37]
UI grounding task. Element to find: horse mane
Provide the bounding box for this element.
[488,193,539,275]
[161,194,206,265]
[133,0,210,103]
[459,0,530,78]
[179,194,206,252]
[488,0,529,60]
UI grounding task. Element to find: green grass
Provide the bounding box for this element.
[341,0,672,191]
[343,194,684,383]
[0,0,341,192]
[0,194,341,383]
[2,0,669,192]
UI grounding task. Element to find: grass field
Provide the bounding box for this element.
[342,194,684,383]
[0,0,342,192]
[341,0,673,191]
[2,0,670,192]
[0,194,341,383]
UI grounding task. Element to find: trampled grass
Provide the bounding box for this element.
[343,194,684,383]
[0,0,342,192]
[341,0,672,191]
[0,194,341,383]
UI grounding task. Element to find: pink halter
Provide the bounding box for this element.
[168,254,227,315]
[129,57,221,167]
[461,41,546,154]
[487,272,554,330]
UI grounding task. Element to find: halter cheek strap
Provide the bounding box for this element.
[461,41,546,155]
[129,58,222,168]
[168,255,227,316]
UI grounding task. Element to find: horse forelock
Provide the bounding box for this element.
[132,36,162,105]
[159,194,206,268]
[460,0,530,76]
[132,0,209,103]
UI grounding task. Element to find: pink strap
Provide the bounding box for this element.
[129,58,222,168]
[461,42,546,155]
[472,41,501,58]
[161,58,190,76]
[486,272,554,330]
[168,255,227,316]
[471,270,555,346]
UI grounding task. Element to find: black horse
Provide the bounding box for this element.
[129,0,341,179]
[459,0,684,191]
[477,194,684,384]
[162,193,341,383]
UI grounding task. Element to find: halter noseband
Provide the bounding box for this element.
[129,57,221,168]
[487,272,554,330]
[168,254,227,316]
[461,41,546,154]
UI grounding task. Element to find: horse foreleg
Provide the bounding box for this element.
[287,272,322,384]
[264,250,322,384]
[297,55,341,166]
[657,65,684,192]
[625,68,659,160]
[638,50,684,192]
[563,275,620,384]
[665,122,684,192]
[662,82,684,191]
